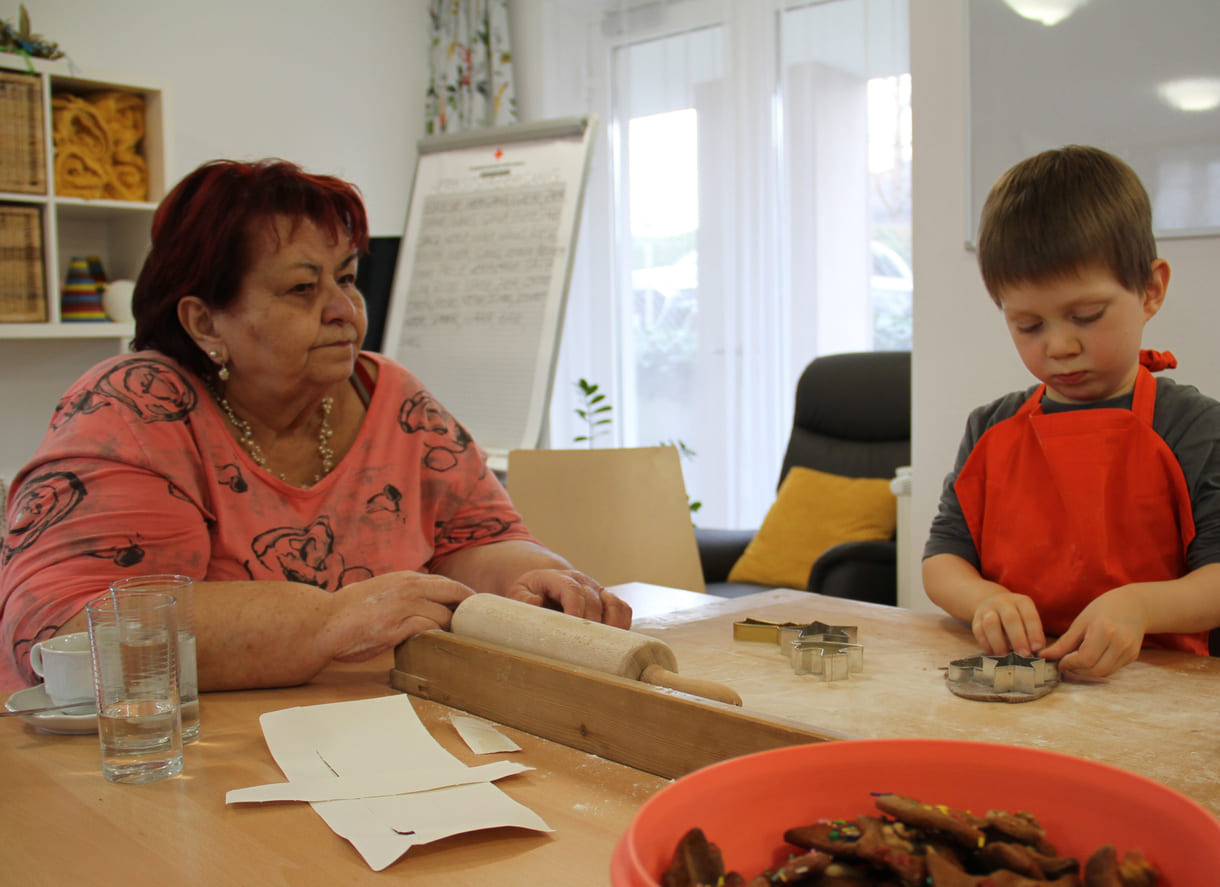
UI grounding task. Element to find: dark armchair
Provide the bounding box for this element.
[698,351,911,605]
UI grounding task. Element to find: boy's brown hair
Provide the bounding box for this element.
[976,145,1156,306]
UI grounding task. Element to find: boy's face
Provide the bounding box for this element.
[997,261,1168,404]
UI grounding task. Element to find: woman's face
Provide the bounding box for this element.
[214,215,366,400]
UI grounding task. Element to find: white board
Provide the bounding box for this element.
[381,117,597,470]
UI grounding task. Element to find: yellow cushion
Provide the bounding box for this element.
[727,466,897,589]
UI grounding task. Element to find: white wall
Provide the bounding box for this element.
[510,0,1220,610]
[27,0,428,235]
[0,0,430,482]
[907,1,1220,610]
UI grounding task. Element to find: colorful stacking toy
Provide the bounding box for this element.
[60,255,108,321]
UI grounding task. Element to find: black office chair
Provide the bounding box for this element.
[698,350,911,605]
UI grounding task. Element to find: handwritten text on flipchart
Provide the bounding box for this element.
[403,185,566,343]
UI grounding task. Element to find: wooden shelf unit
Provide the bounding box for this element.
[0,57,170,340]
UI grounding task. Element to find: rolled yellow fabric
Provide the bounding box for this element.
[90,91,145,153]
[51,95,111,160]
[51,91,149,201]
[54,144,109,198]
[105,150,148,201]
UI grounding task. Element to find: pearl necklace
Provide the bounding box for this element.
[213,390,335,486]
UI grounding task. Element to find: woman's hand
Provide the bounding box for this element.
[1039,586,1146,678]
[323,571,475,662]
[502,568,632,629]
[971,590,1046,659]
[432,541,632,629]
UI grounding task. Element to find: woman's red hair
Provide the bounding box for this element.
[131,159,370,381]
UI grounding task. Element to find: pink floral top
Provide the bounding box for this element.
[0,350,535,688]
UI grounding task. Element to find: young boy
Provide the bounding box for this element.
[923,145,1220,678]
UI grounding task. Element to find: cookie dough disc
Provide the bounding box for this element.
[945,675,1058,703]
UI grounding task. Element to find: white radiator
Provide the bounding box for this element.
[890,466,915,609]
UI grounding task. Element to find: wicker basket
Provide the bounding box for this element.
[0,70,47,195]
[0,204,46,322]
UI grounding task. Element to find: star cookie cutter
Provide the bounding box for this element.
[798,621,858,645]
[945,652,1060,703]
[790,621,863,680]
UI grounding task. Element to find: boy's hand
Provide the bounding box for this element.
[971,591,1046,658]
[1039,587,1146,677]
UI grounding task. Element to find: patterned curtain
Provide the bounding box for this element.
[426,0,518,134]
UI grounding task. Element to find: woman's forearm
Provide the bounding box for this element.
[432,539,576,597]
[60,579,342,691]
[192,580,344,690]
[47,542,601,693]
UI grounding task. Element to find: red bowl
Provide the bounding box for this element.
[611,738,1220,886]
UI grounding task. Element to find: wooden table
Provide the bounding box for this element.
[629,587,1220,819]
[3,584,1217,886]
[0,583,704,887]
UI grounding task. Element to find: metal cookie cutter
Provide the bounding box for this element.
[789,621,863,681]
[945,651,1060,703]
[731,618,808,644]
[731,618,863,681]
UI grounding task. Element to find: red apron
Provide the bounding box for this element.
[954,351,1208,655]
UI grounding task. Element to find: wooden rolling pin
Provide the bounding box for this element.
[450,594,743,706]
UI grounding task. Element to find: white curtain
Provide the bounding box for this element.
[537,0,911,530]
[426,0,519,133]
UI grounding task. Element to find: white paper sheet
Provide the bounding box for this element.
[248,695,552,871]
[451,714,523,754]
[225,759,529,804]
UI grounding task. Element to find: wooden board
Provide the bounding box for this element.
[391,630,848,780]
[624,587,1220,817]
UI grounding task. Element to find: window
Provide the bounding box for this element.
[616,30,721,451]
[542,0,911,528]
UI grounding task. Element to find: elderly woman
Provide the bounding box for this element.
[0,159,630,692]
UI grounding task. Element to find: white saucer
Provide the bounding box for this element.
[5,684,98,735]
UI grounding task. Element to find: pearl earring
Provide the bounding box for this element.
[207,349,229,381]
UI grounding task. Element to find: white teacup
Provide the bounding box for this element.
[29,632,95,705]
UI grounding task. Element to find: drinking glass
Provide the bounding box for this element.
[86,592,183,784]
[109,575,198,742]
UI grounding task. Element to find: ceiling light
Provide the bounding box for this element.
[1002,0,1089,27]
[1158,78,1220,113]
